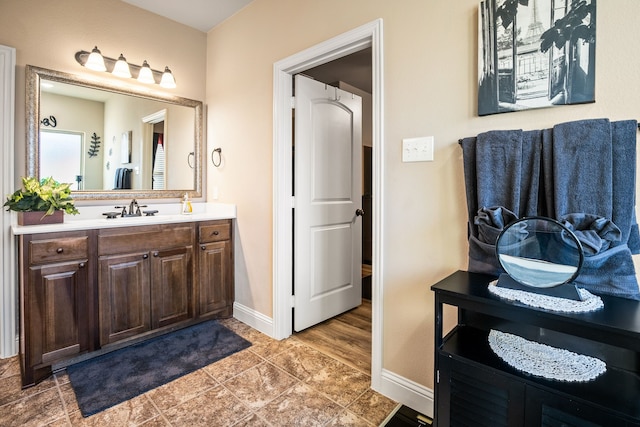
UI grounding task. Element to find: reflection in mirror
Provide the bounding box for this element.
[26,65,202,200]
[495,217,584,300]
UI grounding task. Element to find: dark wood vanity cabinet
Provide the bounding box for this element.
[432,271,640,427]
[97,223,195,346]
[19,230,96,388]
[197,220,233,318]
[18,219,233,388]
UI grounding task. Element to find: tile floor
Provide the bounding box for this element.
[0,318,398,426]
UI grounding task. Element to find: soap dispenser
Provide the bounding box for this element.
[181,193,193,215]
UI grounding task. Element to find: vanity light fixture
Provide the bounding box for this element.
[112,54,132,78]
[160,67,177,89]
[137,60,155,84]
[84,46,107,72]
[75,47,177,88]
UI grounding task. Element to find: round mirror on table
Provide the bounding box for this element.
[495,216,584,300]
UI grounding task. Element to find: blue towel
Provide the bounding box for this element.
[462,119,640,299]
[573,245,640,301]
[560,213,621,256]
[611,120,640,252]
[519,130,543,217]
[550,119,613,219]
[461,137,479,238]
[475,206,519,245]
[476,129,523,216]
[540,128,555,217]
[463,129,534,276]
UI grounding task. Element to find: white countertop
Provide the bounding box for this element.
[10,202,236,235]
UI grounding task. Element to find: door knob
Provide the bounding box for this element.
[356,209,365,217]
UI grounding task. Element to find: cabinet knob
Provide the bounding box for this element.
[143,254,149,259]
[201,245,206,250]
[213,231,219,235]
[56,248,64,254]
[153,252,159,257]
[79,262,85,268]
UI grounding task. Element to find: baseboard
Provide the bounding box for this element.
[376,368,434,419]
[233,302,274,337]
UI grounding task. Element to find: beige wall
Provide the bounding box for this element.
[207,0,640,390]
[0,0,207,182]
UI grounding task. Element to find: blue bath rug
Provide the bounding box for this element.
[67,320,251,417]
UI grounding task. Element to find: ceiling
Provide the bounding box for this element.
[120,0,255,32]
[121,0,372,93]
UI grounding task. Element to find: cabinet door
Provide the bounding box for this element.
[437,354,526,427]
[524,385,639,427]
[98,252,151,345]
[150,246,194,328]
[198,240,233,317]
[26,260,90,367]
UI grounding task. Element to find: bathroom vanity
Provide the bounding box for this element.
[432,271,640,426]
[14,205,235,388]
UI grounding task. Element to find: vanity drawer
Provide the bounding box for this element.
[98,224,195,256]
[29,236,89,265]
[199,221,231,243]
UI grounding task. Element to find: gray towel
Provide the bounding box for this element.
[560,213,621,255]
[476,129,523,216]
[540,128,555,217]
[519,130,542,217]
[550,118,613,219]
[475,206,519,245]
[461,137,479,238]
[573,245,640,301]
[611,120,640,252]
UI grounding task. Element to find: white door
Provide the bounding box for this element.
[293,74,363,332]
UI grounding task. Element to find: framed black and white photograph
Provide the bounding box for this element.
[478,0,596,116]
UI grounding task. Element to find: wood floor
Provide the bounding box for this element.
[295,299,372,374]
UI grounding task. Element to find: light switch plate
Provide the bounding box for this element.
[402,136,434,162]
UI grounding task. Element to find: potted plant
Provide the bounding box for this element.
[4,176,79,225]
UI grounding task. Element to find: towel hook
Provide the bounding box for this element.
[211,147,222,168]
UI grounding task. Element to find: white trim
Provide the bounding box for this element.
[0,45,16,358]
[379,369,434,418]
[233,302,273,337]
[272,19,386,393]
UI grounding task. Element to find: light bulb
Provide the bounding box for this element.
[160,66,176,88]
[85,46,106,72]
[137,60,155,84]
[112,54,132,78]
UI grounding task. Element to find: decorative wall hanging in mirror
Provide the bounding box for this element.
[26,65,202,200]
[477,0,596,116]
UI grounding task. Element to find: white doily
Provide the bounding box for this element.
[488,330,606,382]
[488,280,604,313]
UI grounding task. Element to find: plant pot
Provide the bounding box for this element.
[18,210,64,226]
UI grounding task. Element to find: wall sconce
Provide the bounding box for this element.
[75,46,176,89]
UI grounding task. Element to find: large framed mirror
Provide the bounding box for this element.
[26,65,202,200]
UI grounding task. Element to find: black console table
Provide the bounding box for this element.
[432,270,640,427]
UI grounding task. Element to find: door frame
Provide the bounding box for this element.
[0,44,16,358]
[272,19,384,389]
